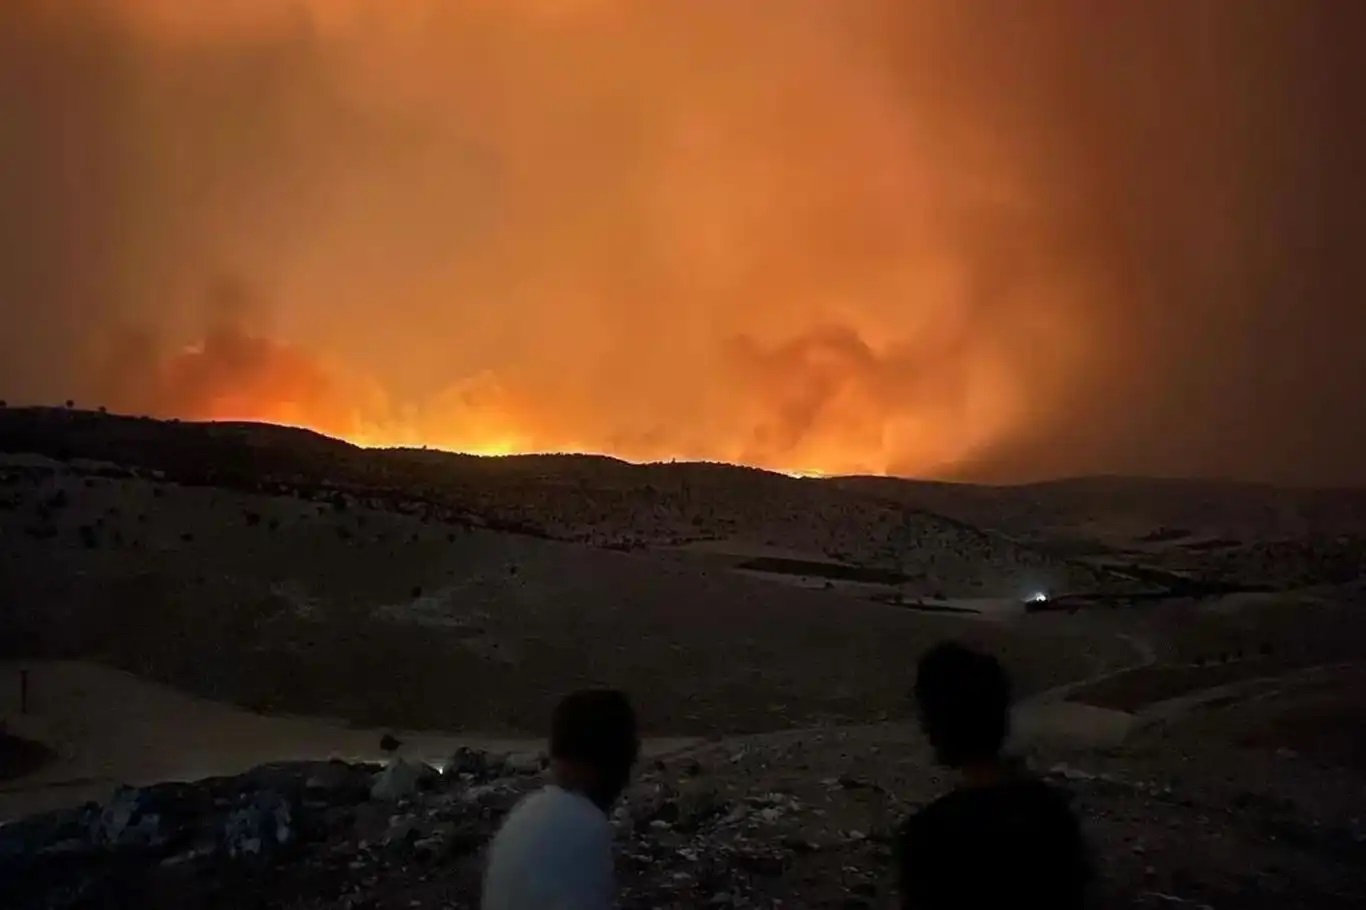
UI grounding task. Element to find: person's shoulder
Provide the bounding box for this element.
[484,787,615,910]
[904,777,1073,829]
[901,789,960,843]
[1009,778,1078,816]
[516,786,611,836]
[909,785,976,822]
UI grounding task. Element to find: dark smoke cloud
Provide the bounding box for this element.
[2,1,1363,483]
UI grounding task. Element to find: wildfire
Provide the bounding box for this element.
[22,1,1107,482]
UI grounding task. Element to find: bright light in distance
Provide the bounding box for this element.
[1026,591,1050,604]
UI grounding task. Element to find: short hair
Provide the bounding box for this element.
[550,689,639,773]
[914,642,1011,766]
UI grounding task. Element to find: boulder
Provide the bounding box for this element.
[90,787,168,850]
[446,746,500,779]
[222,791,295,860]
[502,751,548,776]
[304,760,373,802]
[369,758,438,801]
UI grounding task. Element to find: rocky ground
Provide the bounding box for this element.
[4,721,1364,910]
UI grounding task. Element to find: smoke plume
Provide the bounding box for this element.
[2,2,1363,481]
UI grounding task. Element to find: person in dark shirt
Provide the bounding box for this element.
[900,642,1091,909]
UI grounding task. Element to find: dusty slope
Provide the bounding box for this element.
[0,451,1131,737]
[838,475,1366,591]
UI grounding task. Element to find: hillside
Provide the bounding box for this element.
[0,408,1140,736]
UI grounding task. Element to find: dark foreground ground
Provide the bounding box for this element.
[4,715,1364,910]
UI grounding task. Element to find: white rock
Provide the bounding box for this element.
[369,758,435,801]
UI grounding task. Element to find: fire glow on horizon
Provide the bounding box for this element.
[51,0,1086,481]
[7,1,1356,484]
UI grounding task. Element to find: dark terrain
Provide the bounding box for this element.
[1,406,1364,907]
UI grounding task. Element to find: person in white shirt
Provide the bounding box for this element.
[482,690,639,910]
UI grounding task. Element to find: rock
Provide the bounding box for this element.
[502,751,547,776]
[838,775,873,790]
[160,844,216,867]
[306,761,372,801]
[731,849,787,876]
[382,815,420,849]
[39,838,97,858]
[222,791,295,861]
[91,787,168,850]
[370,759,438,801]
[447,746,500,779]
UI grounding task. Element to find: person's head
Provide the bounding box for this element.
[549,689,639,810]
[914,642,1012,768]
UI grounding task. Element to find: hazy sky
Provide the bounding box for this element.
[2,1,1363,482]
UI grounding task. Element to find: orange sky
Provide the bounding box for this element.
[4,2,1364,482]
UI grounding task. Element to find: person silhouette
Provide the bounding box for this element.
[899,642,1091,909]
[482,690,639,910]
